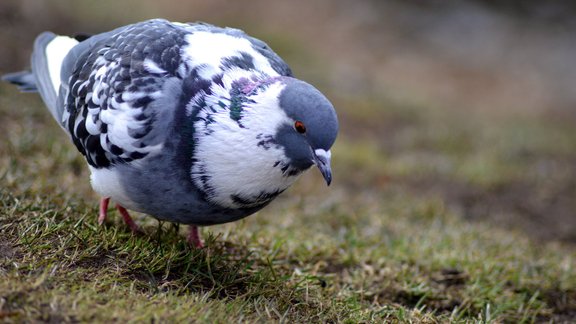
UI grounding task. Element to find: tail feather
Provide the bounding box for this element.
[1,71,37,92]
[31,32,63,121]
[2,32,79,125]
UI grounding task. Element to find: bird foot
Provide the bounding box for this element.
[97,197,140,233]
[187,225,204,248]
[116,204,140,233]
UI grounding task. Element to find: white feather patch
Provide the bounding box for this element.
[181,31,278,79]
[89,166,139,211]
[190,81,301,208]
[45,36,79,93]
[143,58,167,74]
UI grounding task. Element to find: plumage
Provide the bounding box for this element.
[3,19,339,247]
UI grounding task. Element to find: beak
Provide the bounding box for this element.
[313,149,333,186]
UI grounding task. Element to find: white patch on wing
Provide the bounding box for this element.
[181,31,278,79]
[45,36,79,94]
[190,81,301,208]
[143,58,167,74]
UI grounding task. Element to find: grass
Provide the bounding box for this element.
[1,82,575,323]
[1,2,575,321]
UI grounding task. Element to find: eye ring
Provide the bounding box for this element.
[294,120,306,134]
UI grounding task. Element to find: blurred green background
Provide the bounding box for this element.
[1,0,575,243]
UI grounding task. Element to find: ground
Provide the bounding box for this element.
[1,1,576,323]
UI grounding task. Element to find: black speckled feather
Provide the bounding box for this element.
[65,20,188,167]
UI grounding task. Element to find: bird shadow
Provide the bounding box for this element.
[92,222,283,300]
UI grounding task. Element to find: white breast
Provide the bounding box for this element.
[190,81,300,209]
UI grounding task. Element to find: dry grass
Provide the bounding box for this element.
[1,1,576,322]
[1,82,575,322]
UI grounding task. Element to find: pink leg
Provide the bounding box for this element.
[98,197,110,225]
[187,225,204,248]
[116,204,140,233]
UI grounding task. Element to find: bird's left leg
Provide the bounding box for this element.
[116,204,140,233]
[98,197,110,225]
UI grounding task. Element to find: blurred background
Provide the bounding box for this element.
[1,0,575,243]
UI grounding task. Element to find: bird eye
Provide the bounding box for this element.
[294,121,306,134]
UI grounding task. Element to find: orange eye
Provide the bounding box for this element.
[294,121,306,134]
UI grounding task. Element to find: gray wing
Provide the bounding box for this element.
[61,19,188,168]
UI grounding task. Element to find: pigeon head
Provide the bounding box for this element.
[275,78,338,185]
[189,73,338,209]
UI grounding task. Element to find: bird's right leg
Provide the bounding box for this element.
[187,225,204,248]
[116,204,140,233]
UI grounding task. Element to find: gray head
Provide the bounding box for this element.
[275,78,338,185]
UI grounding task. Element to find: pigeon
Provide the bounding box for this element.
[3,19,338,248]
